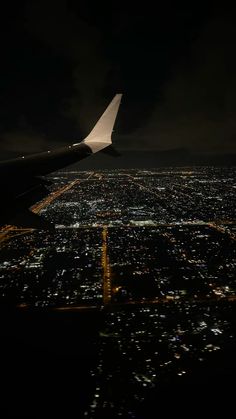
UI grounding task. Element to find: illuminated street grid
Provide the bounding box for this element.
[0,168,235,308]
[0,168,235,417]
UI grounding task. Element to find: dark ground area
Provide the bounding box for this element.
[0,307,235,418]
[0,309,100,417]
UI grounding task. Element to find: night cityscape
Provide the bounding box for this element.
[0,168,235,417]
[1,2,236,417]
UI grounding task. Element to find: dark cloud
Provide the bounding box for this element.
[132,15,236,152]
[0,117,60,158]
[26,0,112,134]
[0,3,235,162]
[1,132,52,154]
[0,0,113,159]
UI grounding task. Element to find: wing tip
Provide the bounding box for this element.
[115,93,123,101]
[82,93,123,153]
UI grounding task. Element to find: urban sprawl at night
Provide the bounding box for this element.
[0,167,235,417]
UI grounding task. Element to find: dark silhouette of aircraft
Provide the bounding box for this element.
[0,94,122,227]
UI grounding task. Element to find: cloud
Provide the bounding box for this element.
[0,115,61,156]
[133,15,236,152]
[0,130,60,156]
[26,0,111,135]
[1,132,47,153]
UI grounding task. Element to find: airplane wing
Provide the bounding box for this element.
[0,94,122,226]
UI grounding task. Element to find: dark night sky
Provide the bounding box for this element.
[0,1,236,165]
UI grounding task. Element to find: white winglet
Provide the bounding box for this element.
[81,94,122,153]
